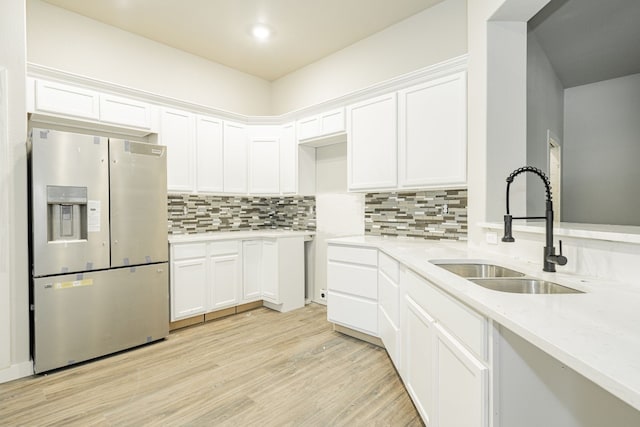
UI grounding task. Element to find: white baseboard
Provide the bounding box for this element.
[0,360,34,384]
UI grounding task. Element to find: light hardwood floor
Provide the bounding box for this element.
[0,304,422,426]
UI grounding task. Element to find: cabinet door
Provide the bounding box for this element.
[347,93,398,190]
[171,258,207,320]
[261,240,278,303]
[161,108,195,192]
[34,79,100,120]
[208,253,240,311]
[296,115,320,141]
[319,107,345,135]
[249,137,280,194]
[100,94,151,129]
[435,324,488,427]
[279,122,297,194]
[223,121,248,193]
[398,72,467,188]
[196,115,224,193]
[403,295,436,426]
[242,240,262,301]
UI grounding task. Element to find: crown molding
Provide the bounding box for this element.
[28,54,467,126]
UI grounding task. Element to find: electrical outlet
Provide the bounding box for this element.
[320,289,327,300]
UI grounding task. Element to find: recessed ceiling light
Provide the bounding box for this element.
[251,24,272,41]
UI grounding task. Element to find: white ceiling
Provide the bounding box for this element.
[529,0,640,88]
[42,0,444,81]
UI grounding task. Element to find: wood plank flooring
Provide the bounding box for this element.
[0,304,423,426]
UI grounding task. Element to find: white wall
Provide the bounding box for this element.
[26,0,272,116]
[270,0,467,114]
[0,0,32,383]
[526,32,564,215]
[313,143,365,303]
[563,73,640,226]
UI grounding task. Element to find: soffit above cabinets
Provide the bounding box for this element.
[40,0,444,82]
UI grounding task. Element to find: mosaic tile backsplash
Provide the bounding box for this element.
[168,193,316,235]
[365,189,467,240]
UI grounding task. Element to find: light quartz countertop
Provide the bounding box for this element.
[327,235,640,412]
[169,230,315,244]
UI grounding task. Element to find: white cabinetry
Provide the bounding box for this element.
[223,121,248,193]
[242,237,305,312]
[161,108,195,192]
[99,93,152,129]
[242,240,263,302]
[279,122,297,194]
[33,79,100,120]
[347,93,398,191]
[171,241,241,321]
[327,244,378,336]
[30,79,154,132]
[296,107,346,144]
[206,241,241,311]
[195,115,224,193]
[171,243,207,321]
[249,137,280,194]
[378,252,401,370]
[401,268,488,427]
[398,71,467,188]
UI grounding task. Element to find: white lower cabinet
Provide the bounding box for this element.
[241,240,263,302]
[172,257,207,320]
[327,244,378,336]
[435,324,488,427]
[207,241,241,311]
[404,295,436,425]
[401,268,489,427]
[242,237,305,312]
[378,252,401,368]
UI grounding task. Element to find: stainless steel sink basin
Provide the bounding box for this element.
[469,278,584,294]
[434,263,525,278]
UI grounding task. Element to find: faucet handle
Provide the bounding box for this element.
[556,240,568,266]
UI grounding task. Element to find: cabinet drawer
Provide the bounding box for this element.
[405,269,487,361]
[208,240,239,256]
[379,252,399,282]
[172,243,207,260]
[327,244,377,266]
[378,269,399,326]
[327,261,377,299]
[328,291,377,335]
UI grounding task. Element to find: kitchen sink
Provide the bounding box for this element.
[431,261,584,294]
[434,263,525,278]
[469,278,583,294]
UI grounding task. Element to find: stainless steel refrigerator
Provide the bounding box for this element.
[29,127,169,373]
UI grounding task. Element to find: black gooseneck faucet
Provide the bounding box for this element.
[502,166,567,272]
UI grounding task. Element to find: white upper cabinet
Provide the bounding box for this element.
[279,122,297,194]
[398,71,467,188]
[347,93,398,191]
[195,115,224,193]
[100,93,152,129]
[223,121,248,194]
[34,79,100,120]
[297,107,346,145]
[31,79,155,132]
[249,137,280,194]
[160,107,195,192]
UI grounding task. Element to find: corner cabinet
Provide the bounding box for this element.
[347,93,398,191]
[195,115,224,193]
[398,71,467,188]
[223,121,248,194]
